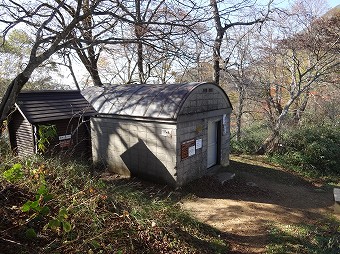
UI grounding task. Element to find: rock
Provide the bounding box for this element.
[246,182,257,187]
[214,172,236,185]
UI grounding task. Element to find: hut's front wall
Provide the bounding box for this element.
[176,84,232,186]
[176,111,231,185]
[91,117,178,185]
[179,83,231,114]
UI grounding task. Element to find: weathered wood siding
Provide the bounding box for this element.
[9,111,35,156]
[39,117,92,158]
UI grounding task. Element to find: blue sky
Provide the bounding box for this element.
[261,0,340,9]
[329,0,340,7]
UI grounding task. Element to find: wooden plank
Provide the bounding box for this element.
[19,98,88,106]
[334,188,340,214]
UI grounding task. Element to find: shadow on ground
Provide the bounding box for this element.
[180,158,339,253]
[182,159,334,210]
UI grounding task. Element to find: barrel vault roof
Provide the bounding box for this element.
[81,82,231,120]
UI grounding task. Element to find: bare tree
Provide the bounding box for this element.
[88,0,209,84]
[71,0,103,87]
[0,0,211,129]
[224,26,260,141]
[256,3,340,153]
[112,0,208,83]
[209,0,274,86]
[0,0,111,128]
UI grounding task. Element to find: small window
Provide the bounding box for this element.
[208,88,213,92]
[202,88,208,92]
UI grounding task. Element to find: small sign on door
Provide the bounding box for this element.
[196,139,202,149]
[181,139,195,160]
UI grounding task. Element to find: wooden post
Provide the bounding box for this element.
[334,188,340,214]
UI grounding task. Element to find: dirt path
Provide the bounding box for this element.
[181,155,338,253]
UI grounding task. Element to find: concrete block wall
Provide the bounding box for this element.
[176,110,231,185]
[180,84,230,115]
[175,83,232,185]
[176,117,206,186]
[91,117,177,184]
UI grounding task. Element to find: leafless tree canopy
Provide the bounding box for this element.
[0,0,338,154]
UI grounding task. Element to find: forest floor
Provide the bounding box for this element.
[1,153,339,253]
[181,155,340,253]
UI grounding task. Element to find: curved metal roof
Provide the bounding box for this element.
[81,82,230,120]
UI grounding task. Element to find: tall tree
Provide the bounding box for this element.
[72,0,103,87]
[256,3,340,153]
[0,0,109,127]
[86,0,208,84]
[224,26,260,141]
[112,0,207,83]
[210,0,273,86]
[0,0,209,129]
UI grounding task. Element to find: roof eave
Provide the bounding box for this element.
[95,113,177,124]
[14,103,33,124]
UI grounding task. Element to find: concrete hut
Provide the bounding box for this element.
[82,82,232,186]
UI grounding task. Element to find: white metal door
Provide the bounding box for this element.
[207,121,218,168]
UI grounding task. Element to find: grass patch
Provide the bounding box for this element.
[267,219,340,254]
[229,155,311,186]
[0,154,229,253]
[230,123,270,154]
[270,124,340,182]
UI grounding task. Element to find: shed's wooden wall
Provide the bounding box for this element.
[9,112,92,159]
[8,111,35,156]
[39,117,92,158]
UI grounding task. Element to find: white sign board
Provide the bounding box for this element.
[223,114,227,125]
[188,146,196,156]
[196,139,202,149]
[161,129,172,137]
[334,188,340,202]
[59,134,71,141]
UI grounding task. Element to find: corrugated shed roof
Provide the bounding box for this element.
[16,90,97,123]
[81,82,229,120]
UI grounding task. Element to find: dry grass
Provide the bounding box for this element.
[0,152,229,254]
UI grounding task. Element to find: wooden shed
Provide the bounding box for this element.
[8,90,96,158]
[82,82,232,186]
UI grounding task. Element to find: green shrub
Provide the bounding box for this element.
[37,124,57,153]
[273,124,340,178]
[0,155,228,253]
[2,163,24,182]
[231,124,270,154]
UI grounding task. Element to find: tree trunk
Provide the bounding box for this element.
[89,62,102,87]
[210,0,223,86]
[0,72,30,130]
[236,87,245,141]
[212,39,222,86]
[293,89,310,123]
[256,128,280,155]
[74,44,103,87]
[257,99,293,154]
[73,0,103,87]
[135,0,145,84]
[66,54,80,90]
[137,41,144,83]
